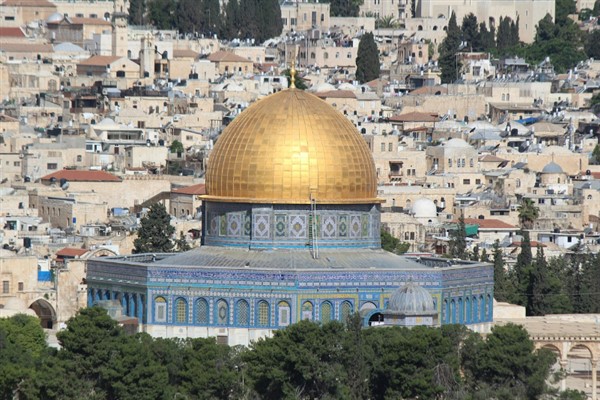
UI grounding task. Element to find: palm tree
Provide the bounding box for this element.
[375,15,400,29]
[518,198,539,230]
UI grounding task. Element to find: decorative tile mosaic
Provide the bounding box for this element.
[244,213,251,236]
[361,215,369,237]
[219,214,227,236]
[253,214,270,239]
[209,214,218,235]
[350,215,361,238]
[338,215,348,237]
[289,215,307,238]
[322,215,337,238]
[227,213,242,236]
[275,214,287,237]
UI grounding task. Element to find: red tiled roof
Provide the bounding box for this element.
[41,170,122,182]
[0,27,25,38]
[173,49,199,58]
[56,247,88,257]
[0,43,53,53]
[315,90,356,99]
[511,241,546,248]
[479,155,508,163]
[409,85,447,95]
[78,55,121,66]
[1,0,55,7]
[208,51,252,63]
[462,218,517,230]
[172,183,206,195]
[389,112,439,123]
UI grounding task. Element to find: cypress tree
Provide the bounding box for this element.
[133,203,175,253]
[527,246,550,316]
[439,12,461,83]
[492,241,509,302]
[355,32,380,83]
[449,214,467,260]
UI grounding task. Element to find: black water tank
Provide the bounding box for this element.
[23,237,31,248]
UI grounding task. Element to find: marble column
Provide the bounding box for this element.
[592,360,597,400]
[559,359,568,392]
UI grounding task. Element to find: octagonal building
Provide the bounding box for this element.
[86,88,494,345]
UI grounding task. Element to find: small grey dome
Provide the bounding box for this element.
[47,12,64,23]
[389,282,435,314]
[541,161,564,174]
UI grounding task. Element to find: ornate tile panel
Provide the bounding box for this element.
[275,214,287,237]
[227,213,242,237]
[322,215,337,238]
[350,215,361,238]
[253,214,271,239]
[289,215,307,238]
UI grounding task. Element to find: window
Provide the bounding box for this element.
[196,298,208,324]
[448,158,452,167]
[257,300,269,326]
[3,280,9,293]
[282,18,287,25]
[76,155,82,162]
[47,163,58,170]
[302,301,313,320]
[320,301,332,323]
[18,282,23,291]
[469,158,474,167]
[278,301,291,326]
[475,179,481,185]
[13,161,20,167]
[463,179,471,185]
[388,142,393,152]
[175,298,187,323]
[340,301,352,322]
[155,297,167,322]
[237,300,249,325]
[381,143,385,152]
[217,299,229,325]
[4,16,15,21]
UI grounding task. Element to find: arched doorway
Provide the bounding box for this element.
[29,299,56,329]
[368,312,384,326]
[566,344,595,399]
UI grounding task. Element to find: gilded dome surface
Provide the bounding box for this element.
[204,89,378,204]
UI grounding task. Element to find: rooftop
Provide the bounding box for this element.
[41,170,122,182]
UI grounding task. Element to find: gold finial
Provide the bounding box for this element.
[290,51,296,89]
[290,65,296,88]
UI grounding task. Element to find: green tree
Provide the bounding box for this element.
[492,240,510,302]
[324,0,363,17]
[439,12,462,83]
[147,0,176,29]
[0,314,47,399]
[134,203,175,253]
[355,32,380,83]
[594,0,600,16]
[381,229,410,254]
[556,0,577,25]
[461,13,479,51]
[128,0,146,25]
[518,198,539,230]
[449,214,467,260]
[527,246,551,316]
[244,320,349,399]
[175,232,191,252]
[169,139,184,154]
[463,323,556,399]
[375,15,400,29]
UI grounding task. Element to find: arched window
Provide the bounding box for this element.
[466,297,471,323]
[257,300,270,326]
[450,299,456,324]
[278,301,291,326]
[196,298,208,324]
[216,299,229,325]
[486,294,492,320]
[302,301,313,320]
[155,296,167,322]
[444,299,449,323]
[236,299,250,325]
[479,295,485,321]
[320,301,333,323]
[340,301,352,322]
[472,296,478,323]
[175,298,187,323]
[418,25,423,31]
[458,298,463,323]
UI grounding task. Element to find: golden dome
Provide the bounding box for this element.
[204,89,378,204]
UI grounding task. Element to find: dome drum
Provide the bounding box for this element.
[203,201,382,250]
